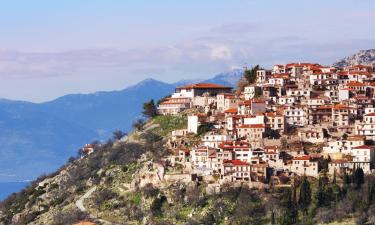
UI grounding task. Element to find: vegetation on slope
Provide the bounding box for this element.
[1,116,375,225]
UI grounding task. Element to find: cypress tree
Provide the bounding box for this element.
[368,179,375,205]
[271,210,276,225]
[299,176,312,215]
[354,167,365,189]
[281,188,298,225]
[343,170,351,185]
[316,177,325,207]
[333,169,337,184]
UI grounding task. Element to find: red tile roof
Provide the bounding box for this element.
[238,124,266,129]
[177,83,232,90]
[333,104,352,110]
[74,221,96,225]
[352,145,372,149]
[224,159,250,166]
[346,81,365,87]
[347,136,365,141]
[293,155,310,160]
[330,159,349,164]
[224,108,238,113]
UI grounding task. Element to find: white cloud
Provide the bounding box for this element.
[210,45,232,60]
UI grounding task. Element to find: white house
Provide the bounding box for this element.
[290,155,319,177]
[202,132,236,148]
[217,93,239,112]
[157,97,191,115]
[351,145,374,173]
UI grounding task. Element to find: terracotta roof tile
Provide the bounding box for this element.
[177,83,232,90]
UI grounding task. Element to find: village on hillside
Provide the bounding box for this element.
[148,63,375,188]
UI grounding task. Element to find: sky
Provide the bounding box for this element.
[0,0,375,102]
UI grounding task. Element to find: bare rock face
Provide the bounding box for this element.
[333,49,375,68]
[12,213,22,224]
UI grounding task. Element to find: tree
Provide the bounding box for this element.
[271,210,276,225]
[236,77,249,95]
[333,168,337,184]
[299,176,312,215]
[344,170,351,185]
[353,167,365,189]
[132,118,145,131]
[264,129,281,139]
[316,177,325,207]
[142,99,157,118]
[254,87,263,98]
[368,179,375,205]
[112,130,127,140]
[280,188,298,225]
[244,65,260,84]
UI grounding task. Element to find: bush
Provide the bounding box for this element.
[315,207,335,224]
[94,189,118,206]
[142,183,159,198]
[51,208,89,225]
[151,195,167,216]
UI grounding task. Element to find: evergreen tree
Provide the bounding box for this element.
[299,176,312,215]
[271,210,276,225]
[280,188,298,225]
[244,65,260,84]
[142,99,157,118]
[333,169,337,184]
[112,130,127,140]
[343,170,351,186]
[368,179,375,205]
[316,177,325,207]
[353,167,365,189]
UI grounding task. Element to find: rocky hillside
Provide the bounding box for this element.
[1,114,374,225]
[333,49,375,68]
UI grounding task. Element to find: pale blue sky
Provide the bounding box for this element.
[0,0,375,102]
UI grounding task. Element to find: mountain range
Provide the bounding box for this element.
[0,69,243,184]
[333,49,375,67]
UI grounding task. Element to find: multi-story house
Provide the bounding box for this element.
[355,112,375,137]
[202,132,236,148]
[331,104,356,126]
[217,93,239,112]
[265,112,285,133]
[284,105,308,127]
[298,127,326,143]
[322,136,365,156]
[290,155,319,177]
[256,69,272,83]
[351,145,374,173]
[238,99,266,115]
[157,97,191,115]
[172,83,232,100]
[244,85,262,100]
[221,160,251,182]
[237,124,266,142]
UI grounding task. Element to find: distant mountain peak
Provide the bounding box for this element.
[333,49,375,68]
[203,69,244,87]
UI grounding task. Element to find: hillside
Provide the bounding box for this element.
[0,116,373,225]
[333,49,375,67]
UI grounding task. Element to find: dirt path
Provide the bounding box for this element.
[76,186,96,212]
[75,186,113,225]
